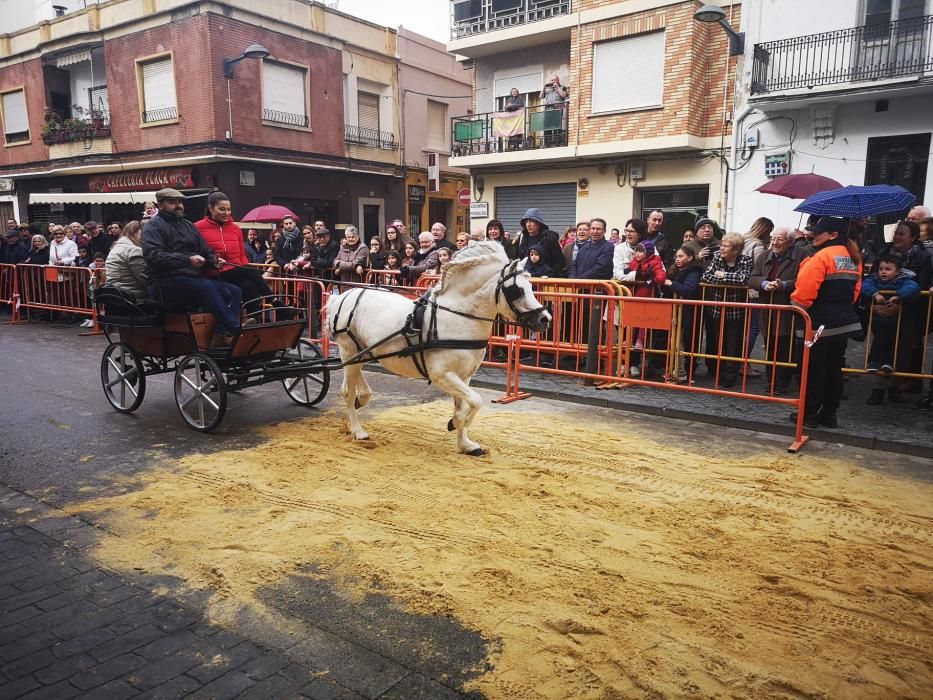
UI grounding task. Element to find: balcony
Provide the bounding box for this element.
[41,111,111,145]
[344,124,399,150]
[451,104,568,157]
[451,0,571,39]
[751,15,933,96]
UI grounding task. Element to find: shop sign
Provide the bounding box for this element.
[408,185,426,203]
[88,167,194,193]
[469,202,488,219]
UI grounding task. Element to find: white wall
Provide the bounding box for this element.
[0,0,97,34]
[67,48,106,114]
[744,0,862,44]
[731,93,933,232]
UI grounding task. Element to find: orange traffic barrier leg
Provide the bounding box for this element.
[493,335,531,404]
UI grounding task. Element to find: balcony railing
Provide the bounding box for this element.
[451,103,568,157]
[262,108,309,128]
[344,124,399,150]
[751,15,933,94]
[41,112,111,145]
[143,106,178,123]
[451,0,571,39]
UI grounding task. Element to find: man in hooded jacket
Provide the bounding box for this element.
[511,208,566,276]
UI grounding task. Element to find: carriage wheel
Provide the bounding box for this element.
[174,353,227,432]
[100,342,146,413]
[282,339,330,407]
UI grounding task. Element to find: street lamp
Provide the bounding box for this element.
[694,4,744,56]
[222,44,270,141]
[222,44,270,78]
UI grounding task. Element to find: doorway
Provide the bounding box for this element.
[865,132,930,225]
[362,205,381,243]
[639,186,710,251]
[429,199,451,230]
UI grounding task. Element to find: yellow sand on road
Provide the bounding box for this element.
[68,400,933,698]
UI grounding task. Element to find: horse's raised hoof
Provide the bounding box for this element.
[468,448,487,457]
[448,419,455,432]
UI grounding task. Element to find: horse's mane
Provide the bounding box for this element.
[435,241,509,293]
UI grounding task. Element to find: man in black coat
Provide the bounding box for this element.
[306,228,340,279]
[1,229,28,264]
[141,188,242,341]
[512,207,566,276]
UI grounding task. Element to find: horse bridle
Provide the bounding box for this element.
[494,262,547,327]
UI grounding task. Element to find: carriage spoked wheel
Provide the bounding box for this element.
[282,339,330,407]
[174,353,227,432]
[100,342,146,413]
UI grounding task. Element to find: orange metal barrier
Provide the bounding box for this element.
[0,263,16,317]
[14,264,100,330]
[263,275,329,344]
[365,269,404,286]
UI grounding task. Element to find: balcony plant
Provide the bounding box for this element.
[41,105,108,144]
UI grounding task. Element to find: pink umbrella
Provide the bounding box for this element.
[756,173,842,199]
[240,204,299,223]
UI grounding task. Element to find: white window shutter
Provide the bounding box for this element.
[358,92,380,131]
[263,62,307,120]
[592,31,665,113]
[89,86,109,116]
[494,72,541,98]
[427,100,446,149]
[2,90,28,135]
[141,58,177,115]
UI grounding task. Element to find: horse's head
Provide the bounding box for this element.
[495,259,551,332]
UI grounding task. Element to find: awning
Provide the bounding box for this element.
[30,192,157,205]
[56,50,91,68]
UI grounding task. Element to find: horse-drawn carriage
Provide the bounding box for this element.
[95,287,334,431]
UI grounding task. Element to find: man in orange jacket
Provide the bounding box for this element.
[790,217,863,429]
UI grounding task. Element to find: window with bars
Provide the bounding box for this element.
[138,56,178,123]
[88,85,109,118]
[1,89,29,144]
[262,61,309,127]
[426,100,447,151]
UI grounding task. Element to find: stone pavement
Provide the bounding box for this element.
[0,487,480,700]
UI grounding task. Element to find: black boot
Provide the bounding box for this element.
[818,410,838,428]
[887,387,904,404]
[789,411,820,429]
[866,389,885,406]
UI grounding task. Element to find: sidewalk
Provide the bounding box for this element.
[0,487,479,700]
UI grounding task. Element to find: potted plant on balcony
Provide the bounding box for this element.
[41,110,64,144]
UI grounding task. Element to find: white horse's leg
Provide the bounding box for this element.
[337,347,369,440]
[434,372,485,456]
[355,371,373,409]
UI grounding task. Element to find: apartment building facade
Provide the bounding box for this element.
[0,0,406,238]
[397,28,473,235]
[447,0,740,244]
[729,0,933,232]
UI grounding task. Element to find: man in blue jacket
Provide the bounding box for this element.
[570,217,614,279]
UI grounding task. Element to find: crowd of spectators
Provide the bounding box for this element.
[3,196,932,426]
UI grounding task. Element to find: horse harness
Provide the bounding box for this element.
[330,262,542,381]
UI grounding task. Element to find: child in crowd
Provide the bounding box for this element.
[523,243,553,277]
[400,242,417,268]
[75,246,91,267]
[384,250,401,271]
[861,252,921,404]
[662,245,702,382]
[434,247,452,274]
[627,240,667,377]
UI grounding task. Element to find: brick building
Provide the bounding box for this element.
[447,0,740,244]
[0,0,414,238]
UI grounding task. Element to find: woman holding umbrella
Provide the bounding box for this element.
[790,217,863,429]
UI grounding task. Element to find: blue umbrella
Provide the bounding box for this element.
[794,184,916,217]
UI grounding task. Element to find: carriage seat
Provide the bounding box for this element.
[95,285,164,328]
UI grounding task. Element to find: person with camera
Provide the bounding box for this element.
[540,75,567,107]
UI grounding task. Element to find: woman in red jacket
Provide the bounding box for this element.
[195,191,275,320]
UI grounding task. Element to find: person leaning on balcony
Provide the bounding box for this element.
[504,87,525,112]
[747,227,804,395]
[790,217,862,429]
[49,225,78,267]
[540,75,567,107]
[513,208,566,276]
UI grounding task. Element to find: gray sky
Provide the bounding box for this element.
[335,0,450,43]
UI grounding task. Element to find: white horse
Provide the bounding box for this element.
[325,241,551,455]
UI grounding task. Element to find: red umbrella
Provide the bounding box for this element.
[240,204,299,223]
[756,173,842,199]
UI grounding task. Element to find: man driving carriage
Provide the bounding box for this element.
[141,188,243,346]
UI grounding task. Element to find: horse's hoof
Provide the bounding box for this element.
[448,419,455,432]
[468,448,486,457]
[354,398,362,409]
[353,432,369,441]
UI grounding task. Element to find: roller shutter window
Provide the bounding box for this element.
[493,72,541,99]
[2,90,29,143]
[263,61,308,127]
[88,86,109,117]
[358,92,380,132]
[592,30,665,114]
[141,58,177,123]
[426,100,447,151]
[494,183,577,237]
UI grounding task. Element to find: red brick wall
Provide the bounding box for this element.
[204,14,345,158]
[0,58,49,166]
[569,1,738,146]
